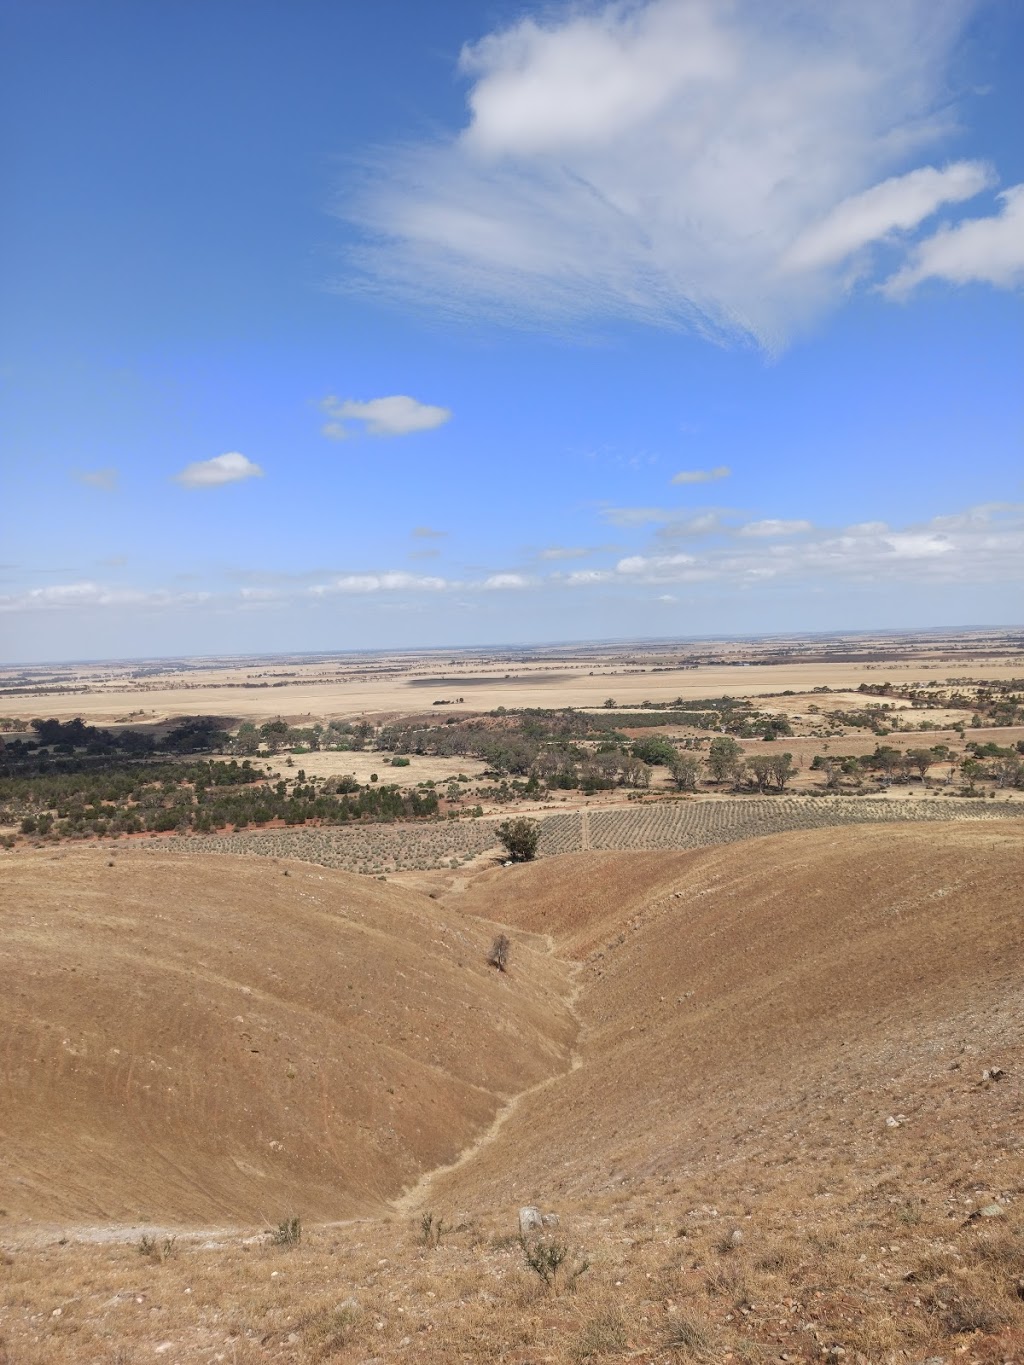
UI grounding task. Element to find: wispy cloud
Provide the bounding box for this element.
[656,512,724,540]
[599,505,678,528]
[411,525,447,538]
[321,395,452,439]
[670,465,730,485]
[737,519,814,537]
[343,0,992,345]
[782,162,994,273]
[882,184,1024,296]
[74,467,118,491]
[0,582,211,613]
[174,452,263,488]
[537,545,596,561]
[309,572,449,595]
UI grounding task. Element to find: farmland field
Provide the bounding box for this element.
[153,795,1020,874]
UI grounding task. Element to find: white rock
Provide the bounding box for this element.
[519,1206,543,1235]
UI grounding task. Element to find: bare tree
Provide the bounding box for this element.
[488,934,511,972]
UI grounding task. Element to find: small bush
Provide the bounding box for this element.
[519,1235,589,1295]
[138,1234,176,1262]
[272,1215,302,1246]
[420,1211,447,1248]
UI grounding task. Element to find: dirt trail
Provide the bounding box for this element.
[391,934,586,1215]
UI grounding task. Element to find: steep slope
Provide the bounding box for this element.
[0,848,576,1226]
[426,820,1024,1210]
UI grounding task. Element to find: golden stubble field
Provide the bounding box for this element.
[4,631,1023,725]
[2,819,1024,1363]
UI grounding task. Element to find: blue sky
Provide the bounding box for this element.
[2,0,1022,662]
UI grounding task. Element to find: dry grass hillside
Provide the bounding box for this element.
[433,822,1024,1211]
[0,850,576,1227]
[2,821,1023,1363]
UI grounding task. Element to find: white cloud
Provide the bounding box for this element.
[321,394,452,438]
[783,161,993,272]
[309,572,449,595]
[738,519,814,537]
[174,452,263,488]
[4,503,1020,624]
[74,467,118,491]
[882,184,1024,295]
[566,568,613,585]
[345,0,983,344]
[671,465,730,485]
[0,581,211,613]
[481,572,531,590]
[617,552,695,575]
[599,503,1024,588]
[411,524,448,538]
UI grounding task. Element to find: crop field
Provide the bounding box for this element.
[584,794,1020,850]
[151,795,1020,874]
[158,817,502,874]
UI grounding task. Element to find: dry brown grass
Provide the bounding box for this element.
[0,848,576,1225]
[3,819,1024,1361]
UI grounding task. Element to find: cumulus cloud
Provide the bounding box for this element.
[345,0,989,345]
[174,452,263,488]
[882,184,1024,295]
[782,161,993,272]
[671,465,730,485]
[74,467,119,491]
[321,394,452,439]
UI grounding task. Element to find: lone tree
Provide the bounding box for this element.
[488,933,511,972]
[497,816,540,862]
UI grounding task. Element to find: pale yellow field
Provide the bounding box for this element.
[6,656,1024,725]
[259,749,489,787]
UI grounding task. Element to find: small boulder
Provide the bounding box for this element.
[541,1212,560,1228]
[519,1206,543,1236]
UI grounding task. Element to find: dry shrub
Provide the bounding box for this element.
[571,1307,627,1359]
[939,1293,1004,1335]
[666,1312,716,1358]
[303,1304,359,1360]
[704,1261,752,1308]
